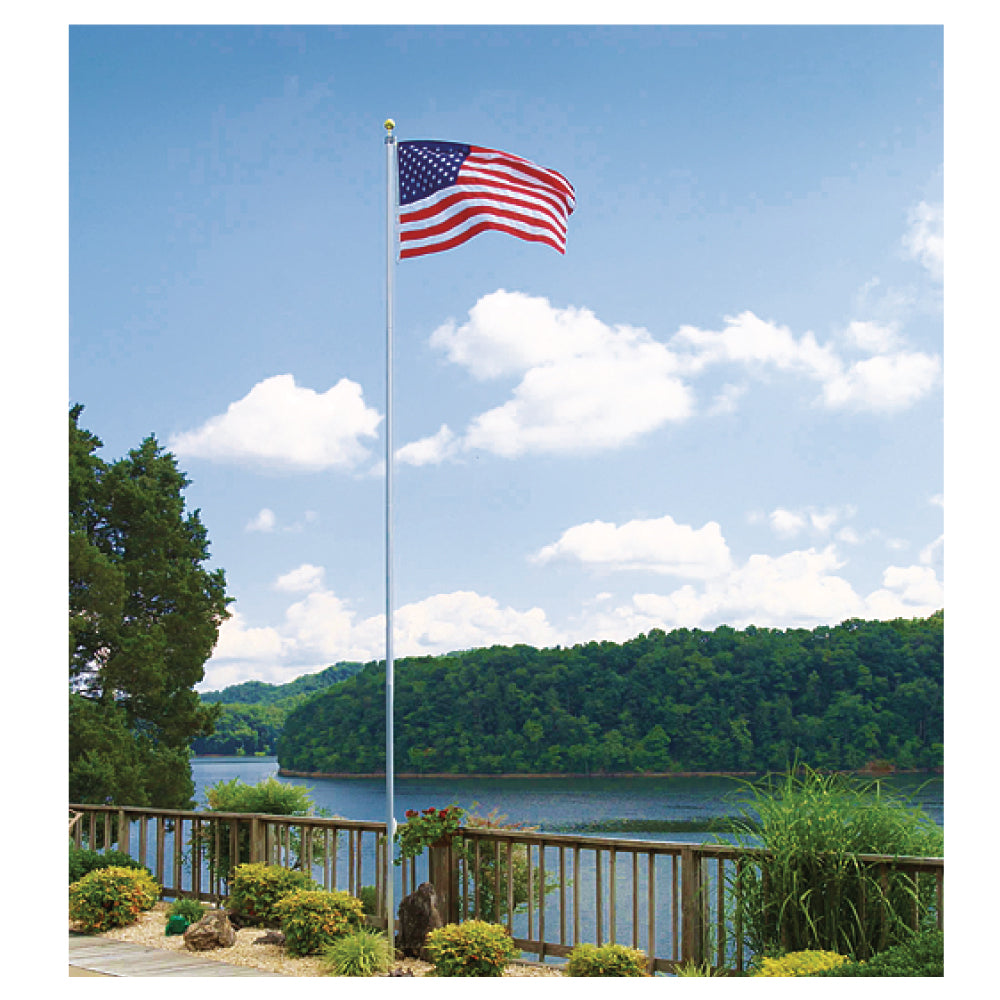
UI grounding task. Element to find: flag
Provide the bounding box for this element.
[397,140,575,259]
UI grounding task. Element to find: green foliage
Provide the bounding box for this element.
[565,942,648,977]
[394,804,465,862]
[197,777,329,881]
[275,889,365,957]
[724,764,943,958]
[750,950,849,976]
[813,930,944,977]
[69,865,161,932]
[69,844,150,884]
[277,615,943,776]
[321,928,393,976]
[356,885,379,916]
[456,807,559,919]
[69,405,229,809]
[227,862,318,928]
[424,920,519,977]
[167,897,206,923]
[673,960,727,976]
[165,914,190,936]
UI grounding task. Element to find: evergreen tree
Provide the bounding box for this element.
[69,405,230,807]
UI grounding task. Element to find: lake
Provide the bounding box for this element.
[192,757,944,842]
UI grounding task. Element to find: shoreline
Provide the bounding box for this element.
[274,767,941,780]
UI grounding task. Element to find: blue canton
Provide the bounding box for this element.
[398,141,471,205]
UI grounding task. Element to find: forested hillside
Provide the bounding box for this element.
[278,613,943,775]
[193,662,364,755]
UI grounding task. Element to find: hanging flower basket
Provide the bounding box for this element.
[394,805,465,864]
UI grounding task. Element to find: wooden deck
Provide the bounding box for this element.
[68,932,287,977]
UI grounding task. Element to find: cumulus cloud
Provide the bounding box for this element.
[902,200,944,281]
[246,508,276,533]
[401,293,940,464]
[201,577,560,689]
[768,505,855,539]
[533,514,732,579]
[275,563,326,592]
[169,373,381,472]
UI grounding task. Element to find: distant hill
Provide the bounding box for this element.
[192,661,365,756]
[277,613,943,776]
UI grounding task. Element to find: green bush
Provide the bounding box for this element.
[814,930,943,976]
[424,920,519,977]
[69,844,150,884]
[167,897,206,923]
[723,764,943,958]
[673,960,727,976]
[566,942,649,977]
[227,862,318,928]
[275,889,365,957]
[69,865,161,932]
[197,777,331,880]
[356,885,379,916]
[751,950,849,976]
[322,928,394,976]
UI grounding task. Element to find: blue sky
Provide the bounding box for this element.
[65,22,948,693]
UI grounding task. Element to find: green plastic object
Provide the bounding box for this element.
[165,914,190,936]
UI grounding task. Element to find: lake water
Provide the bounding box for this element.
[192,757,944,842]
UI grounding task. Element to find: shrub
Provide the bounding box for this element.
[197,777,332,880]
[167,897,206,923]
[69,844,150,884]
[674,960,727,976]
[356,885,379,916]
[751,950,849,976]
[228,862,318,928]
[322,928,394,976]
[275,889,365,957]
[424,920,519,977]
[69,865,160,932]
[723,764,943,957]
[813,930,944,977]
[565,942,648,977]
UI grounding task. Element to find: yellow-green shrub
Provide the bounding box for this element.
[275,889,365,957]
[227,862,317,927]
[752,950,848,977]
[69,865,160,932]
[565,942,648,977]
[424,920,519,977]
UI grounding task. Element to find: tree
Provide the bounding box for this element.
[69,405,230,808]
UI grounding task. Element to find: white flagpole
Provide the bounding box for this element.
[383,118,397,936]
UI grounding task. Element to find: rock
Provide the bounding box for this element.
[386,968,414,976]
[253,930,286,945]
[397,882,443,961]
[183,909,237,951]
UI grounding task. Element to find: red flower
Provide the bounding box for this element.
[405,809,418,818]
[423,807,437,814]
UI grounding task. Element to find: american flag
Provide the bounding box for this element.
[397,140,575,259]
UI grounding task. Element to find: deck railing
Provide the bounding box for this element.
[69,802,943,974]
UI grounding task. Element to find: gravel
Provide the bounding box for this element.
[71,903,563,977]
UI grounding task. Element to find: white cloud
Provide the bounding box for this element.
[902,200,944,281]
[842,320,902,354]
[201,580,561,689]
[396,424,459,467]
[533,514,732,579]
[169,373,381,472]
[246,507,276,533]
[821,351,941,412]
[769,508,807,538]
[768,504,854,539]
[274,563,326,592]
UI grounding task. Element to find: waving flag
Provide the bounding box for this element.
[397,140,575,258]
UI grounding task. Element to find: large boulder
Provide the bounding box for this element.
[397,882,443,961]
[183,909,237,951]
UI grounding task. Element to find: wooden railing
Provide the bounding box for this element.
[69,802,943,974]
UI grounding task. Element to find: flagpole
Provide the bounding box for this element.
[383,118,397,935]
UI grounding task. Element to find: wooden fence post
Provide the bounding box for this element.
[428,838,460,924]
[680,846,707,966]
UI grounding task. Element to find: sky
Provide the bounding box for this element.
[63,19,951,694]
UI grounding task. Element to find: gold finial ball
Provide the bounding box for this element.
[384,118,396,132]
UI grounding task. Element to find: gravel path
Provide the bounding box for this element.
[70,903,562,977]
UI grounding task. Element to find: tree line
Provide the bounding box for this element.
[278,612,943,776]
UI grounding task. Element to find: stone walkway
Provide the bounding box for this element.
[68,932,286,977]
